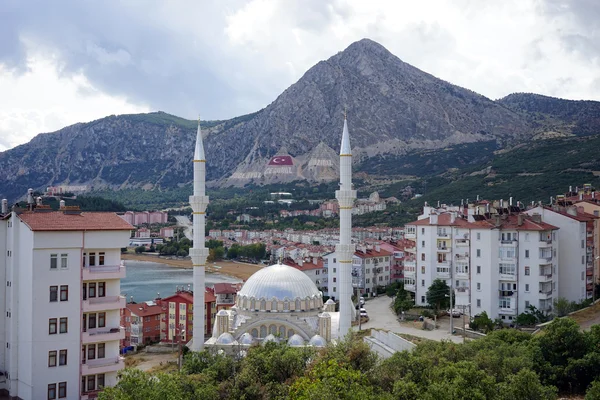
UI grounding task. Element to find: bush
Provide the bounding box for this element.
[421,309,435,319]
[135,246,146,254]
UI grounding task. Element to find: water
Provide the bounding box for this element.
[121,260,242,303]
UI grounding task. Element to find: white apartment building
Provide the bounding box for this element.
[527,205,597,302]
[0,202,132,400]
[405,209,560,323]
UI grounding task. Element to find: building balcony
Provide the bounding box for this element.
[500,240,517,246]
[437,232,449,238]
[455,239,469,247]
[81,356,124,375]
[404,284,416,292]
[538,289,553,298]
[455,286,469,293]
[404,232,416,240]
[83,296,126,313]
[404,260,416,269]
[437,247,450,253]
[81,389,102,400]
[539,240,552,246]
[404,269,416,277]
[405,246,416,254]
[539,273,553,282]
[587,268,594,277]
[455,272,469,280]
[499,273,517,281]
[436,271,450,279]
[498,308,517,315]
[82,326,125,344]
[82,264,126,281]
[216,297,235,305]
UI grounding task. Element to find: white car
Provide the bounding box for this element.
[448,309,462,318]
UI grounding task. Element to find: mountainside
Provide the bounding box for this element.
[0,39,598,202]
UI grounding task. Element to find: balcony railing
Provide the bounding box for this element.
[539,288,552,296]
[437,232,449,237]
[83,264,126,280]
[455,239,469,246]
[498,308,517,315]
[82,327,125,344]
[83,296,126,312]
[404,284,416,292]
[85,356,123,368]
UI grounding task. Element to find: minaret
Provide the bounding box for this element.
[189,117,209,351]
[335,112,356,337]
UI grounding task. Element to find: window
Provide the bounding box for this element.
[525,266,530,276]
[87,345,96,360]
[48,350,57,367]
[58,382,66,398]
[476,232,481,240]
[477,283,481,291]
[50,286,58,302]
[477,299,481,307]
[499,263,516,275]
[60,285,68,301]
[87,375,96,391]
[366,278,370,284]
[525,284,530,292]
[49,318,57,334]
[98,282,106,297]
[499,297,511,309]
[60,254,68,269]
[98,343,105,359]
[525,250,530,258]
[89,252,96,266]
[50,254,58,269]
[89,313,96,329]
[421,228,425,234]
[48,383,57,400]
[421,266,425,274]
[499,247,516,259]
[89,283,96,298]
[582,240,585,249]
[421,253,425,261]
[99,252,105,265]
[476,266,481,274]
[525,300,530,308]
[525,233,529,241]
[421,241,425,248]
[421,296,425,303]
[59,317,68,333]
[97,374,105,389]
[421,280,425,287]
[98,312,106,328]
[59,350,67,366]
[82,283,87,300]
[476,249,481,257]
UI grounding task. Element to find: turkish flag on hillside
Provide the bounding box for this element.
[268,156,293,166]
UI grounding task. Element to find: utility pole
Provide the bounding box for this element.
[449,261,454,335]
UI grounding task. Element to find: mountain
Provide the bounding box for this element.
[0,38,598,202]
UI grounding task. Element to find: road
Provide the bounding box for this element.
[174,215,193,240]
[355,295,463,343]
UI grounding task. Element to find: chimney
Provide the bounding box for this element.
[531,213,542,223]
[437,200,440,208]
[375,243,380,252]
[59,200,66,209]
[27,189,34,206]
[500,199,504,208]
[494,214,501,227]
[476,195,480,201]
[517,214,524,226]
[486,203,490,213]
[569,185,572,192]
[580,193,584,200]
[461,199,464,206]
[430,214,438,225]
[593,191,596,199]
[36,196,42,206]
[550,196,553,204]
[450,212,456,223]
[1,199,7,214]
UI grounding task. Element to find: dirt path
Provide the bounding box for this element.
[122,253,263,280]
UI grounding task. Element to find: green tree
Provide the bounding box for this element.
[497,368,557,400]
[553,297,573,317]
[426,279,452,313]
[393,283,414,314]
[586,379,600,400]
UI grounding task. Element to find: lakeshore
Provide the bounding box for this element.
[121,253,263,281]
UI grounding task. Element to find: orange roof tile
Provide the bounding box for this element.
[126,304,164,317]
[18,211,134,231]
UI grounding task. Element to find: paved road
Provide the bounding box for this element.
[174,215,193,240]
[355,295,463,343]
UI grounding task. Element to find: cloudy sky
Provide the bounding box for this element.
[1,0,599,151]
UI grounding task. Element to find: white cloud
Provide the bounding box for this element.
[0,53,148,151]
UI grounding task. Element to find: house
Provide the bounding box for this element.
[121,302,166,347]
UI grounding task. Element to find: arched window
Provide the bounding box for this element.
[283,301,289,311]
[295,299,301,311]
[269,324,277,335]
[251,328,258,338]
[250,299,256,310]
[260,325,267,338]
[260,299,266,311]
[279,325,286,337]
[287,329,295,338]
[272,299,277,311]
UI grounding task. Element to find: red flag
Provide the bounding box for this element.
[268,156,293,166]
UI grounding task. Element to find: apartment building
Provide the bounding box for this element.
[380,240,412,283]
[0,200,132,400]
[527,205,597,302]
[285,257,325,291]
[157,289,216,343]
[405,204,560,323]
[121,302,165,347]
[213,283,243,312]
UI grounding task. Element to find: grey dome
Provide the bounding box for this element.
[308,335,327,347]
[217,309,229,316]
[238,263,322,301]
[325,299,336,305]
[263,334,280,344]
[239,332,255,345]
[287,334,305,347]
[216,332,236,345]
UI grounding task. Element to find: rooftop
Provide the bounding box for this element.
[18,211,134,231]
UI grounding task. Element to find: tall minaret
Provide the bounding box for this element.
[190,117,209,351]
[336,112,356,337]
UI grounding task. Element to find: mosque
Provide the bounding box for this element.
[188,115,356,352]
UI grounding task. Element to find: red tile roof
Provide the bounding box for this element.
[406,213,558,231]
[126,304,164,317]
[285,257,323,271]
[354,248,392,258]
[213,282,242,294]
[544,207,599,222]
[160,289,216,304]
[18,211,134,231]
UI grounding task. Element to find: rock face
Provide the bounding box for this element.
[0,39,596,202]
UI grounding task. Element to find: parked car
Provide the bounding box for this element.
[359,309,369,323]
[448,309,462,318]
[359,296,365,305]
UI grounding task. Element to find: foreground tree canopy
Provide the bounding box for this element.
[100,318,600,400]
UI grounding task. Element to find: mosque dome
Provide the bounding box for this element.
[287,334,305,347]
[308,335,327,347]
[236,263,323,312]
[216,332,236,345]
[263,334,280,344]
[239,332,255,345]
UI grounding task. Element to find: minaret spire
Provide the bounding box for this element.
[190,117,209,351]
[335,111,356,338]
